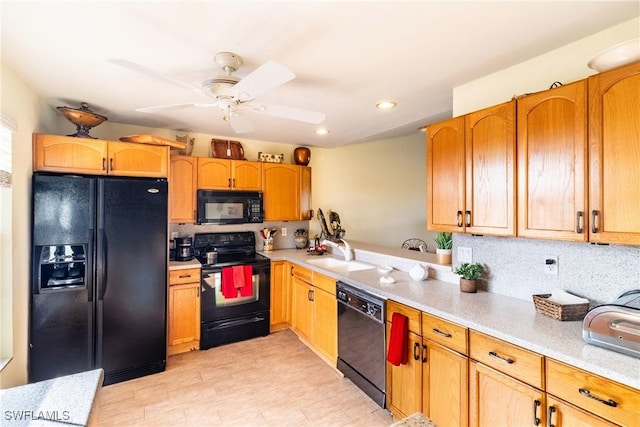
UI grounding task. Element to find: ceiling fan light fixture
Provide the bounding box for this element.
[202,76,241,96]
[376,100,397,110]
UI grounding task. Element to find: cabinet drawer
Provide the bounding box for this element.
[469,330,544,389]
[313,272,336,295]
[387,300,421,335]
[546,359,640,427]
[422,312,468,355]
[292,263,313,284]
[169,268,201,285]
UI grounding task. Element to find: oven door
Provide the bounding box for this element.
[200,260,270,323]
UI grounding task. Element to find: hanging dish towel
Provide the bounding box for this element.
[221,267,238,299]
[239,265,254,297]
[387,312,409,366]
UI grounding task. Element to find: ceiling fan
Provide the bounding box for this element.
[110,52,326,134]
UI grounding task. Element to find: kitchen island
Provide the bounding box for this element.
[264,247,640,392]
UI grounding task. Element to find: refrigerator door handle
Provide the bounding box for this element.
[98,228,108,300]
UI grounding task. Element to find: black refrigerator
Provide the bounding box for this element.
[29,173,168,385]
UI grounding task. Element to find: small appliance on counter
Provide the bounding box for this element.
[175,236,194,261]
[583,290,640,359]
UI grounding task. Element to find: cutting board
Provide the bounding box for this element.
[119,134,187,149]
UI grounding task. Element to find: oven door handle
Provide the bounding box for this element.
[206,315,266,331]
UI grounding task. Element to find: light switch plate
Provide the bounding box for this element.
[458,246,472,263]
[281,227,287,237]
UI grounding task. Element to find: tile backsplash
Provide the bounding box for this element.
[454,234,640,306]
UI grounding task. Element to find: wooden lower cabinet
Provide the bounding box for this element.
[168,268,201,355]
[386,329,423,418]
[469,361,545,427]
[270,261,291,332]
[292,277,314,343]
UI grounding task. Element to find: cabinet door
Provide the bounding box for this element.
[588,61,640,245]
[198,158,232,189]
[465,101,516,236]
[108,141,169,177]
[169,156,197,223]
[517,80,588,241]
[168,282,200,347]
[299,166,313,220]
[427,116,465,231]
[292,278,313,343]
[386,328,423,419]
[270,260,290,331]
[33,133,108,174]
[263,163,300,221]
[313,287,337,364]
[232,160,262,190]
[547,396,616,427]
[423,341,468,427]
[469,361,545,427]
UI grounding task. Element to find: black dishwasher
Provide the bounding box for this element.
[336,281,386,407]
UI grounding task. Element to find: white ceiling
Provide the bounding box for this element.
[2,1,638,147]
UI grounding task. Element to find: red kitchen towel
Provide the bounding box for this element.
[232,265,245,289]
[239,265,254,297]
[221,267,237,299]
[387,312,409,366]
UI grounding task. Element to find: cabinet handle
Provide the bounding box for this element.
[591,210,600,233]
[308,289,314,302]
[432,328,452,338]
[421,344,427,363]
[457,210,463,227]
[488,351,515,364]
[232,178,236,188]
[579,388,617,407]
[179,274,191,279]
[290,266,294,276]
[109,158,114,171]
[576,211,584,234]
[102,158,107,171]
[533,400,541,426]
[228,178,232,188]
[465,210,471,227]
[413,342,420,361]
[197,286,200,297]
[547,406,556,427]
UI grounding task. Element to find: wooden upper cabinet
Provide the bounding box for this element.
[588,61,640,245]
[107,141,168,177]
[464,100,516,236]
[33,133,169,178]
[427,116,465,232]
[517,80,588,241]
[299,166,312,220]
[197,158,261,190]
[34,133,108,174]
[263,163,300,221]
[169,156,197,223]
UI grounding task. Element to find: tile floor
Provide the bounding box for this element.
[96,330,394,426]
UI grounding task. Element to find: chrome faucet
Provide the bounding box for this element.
[321,238,353,261]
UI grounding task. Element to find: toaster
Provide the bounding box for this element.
[582,290,640,358]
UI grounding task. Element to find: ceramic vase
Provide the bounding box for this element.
[293,147,311,166]
[459,278,477,293]
[435,248,452,265]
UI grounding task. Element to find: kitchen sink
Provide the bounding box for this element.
[306,257,375,273]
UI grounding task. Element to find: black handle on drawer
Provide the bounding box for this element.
[533,400,541,426]
[579,388,617,407]
[547,406,556,427]
[489,351,515,364]
[432,328,452,338]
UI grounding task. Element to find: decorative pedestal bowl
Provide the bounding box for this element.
[57,102,107,138]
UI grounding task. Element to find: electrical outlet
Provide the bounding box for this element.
[170,232,178,240]
[281,227,287,237]
[458,246,472,263]
[544,256,559,275]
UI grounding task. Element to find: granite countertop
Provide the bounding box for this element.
[168,258,202,270]
[0,369,103,426]
[264,248,640,391]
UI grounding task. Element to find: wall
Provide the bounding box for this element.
[450,18,640,305]
[0,61,56,388]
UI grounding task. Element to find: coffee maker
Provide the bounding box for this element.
[175,237,194,261]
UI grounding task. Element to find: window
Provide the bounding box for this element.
[0,113,16,372]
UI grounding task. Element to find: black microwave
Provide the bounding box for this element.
[197,190,264,224]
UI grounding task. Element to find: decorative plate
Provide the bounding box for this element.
[258,152,285,163]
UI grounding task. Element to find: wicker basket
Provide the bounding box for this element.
[532,294,589,321]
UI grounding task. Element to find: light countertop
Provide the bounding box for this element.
[264,248,640,391]
[168,259,202,270]
[0,369,103,426]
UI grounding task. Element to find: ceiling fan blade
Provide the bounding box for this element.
[135,102,218,113]
[257,103,326,124]
[228,114,254,134]
[109,58,203,93]
[232,60,295,100]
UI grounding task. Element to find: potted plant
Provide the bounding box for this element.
[433,232,453,264]
[453,262,483,293]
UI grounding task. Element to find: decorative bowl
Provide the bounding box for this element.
[57,102,107,138]
[587,38,640,72]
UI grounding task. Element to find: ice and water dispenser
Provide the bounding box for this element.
[36,244,86,290]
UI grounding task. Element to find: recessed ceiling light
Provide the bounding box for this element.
[315,128,329,135]
[376,101,397,110]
